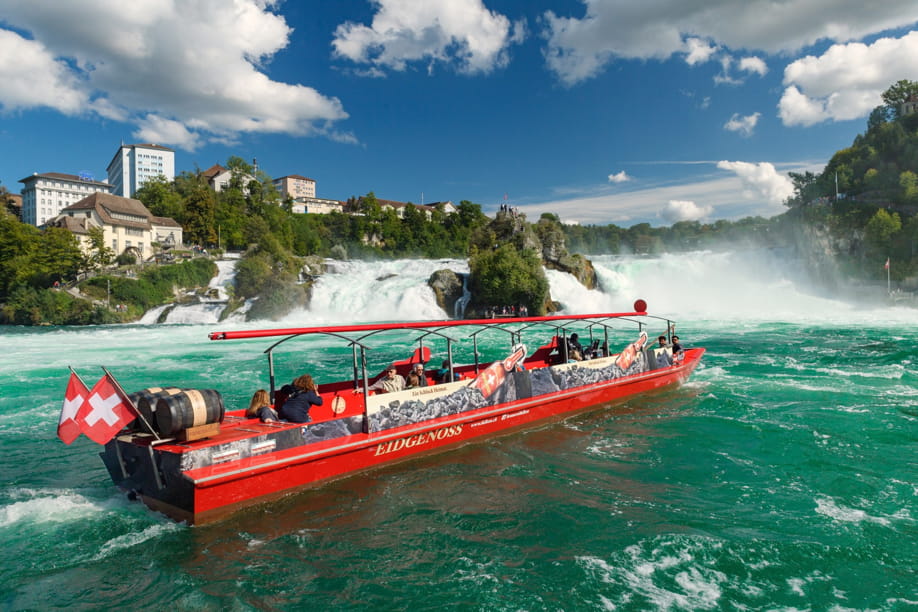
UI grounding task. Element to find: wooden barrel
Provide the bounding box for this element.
[155,389,225,436]
[131,387,185,434]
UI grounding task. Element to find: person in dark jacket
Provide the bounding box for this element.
[279,374,323,423]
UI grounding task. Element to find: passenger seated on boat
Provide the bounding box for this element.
[567,333,584,361]
[368,366,406,394]
[587,339,601,359]
[434,360,454,384]
[246,389,278,422]
[405,371,422,389]
[671,335,685,364]
[278,374,323,423]
[409,363,428,387]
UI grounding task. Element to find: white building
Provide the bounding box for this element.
[19,172,113,227]
[203,164,257,193]
[107,143,175,197]
[273,174,316,200]
[51,192,183,259]
[290,197,344,214]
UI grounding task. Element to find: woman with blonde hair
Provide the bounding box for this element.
[246,389,278,422]
[278,373,323,423]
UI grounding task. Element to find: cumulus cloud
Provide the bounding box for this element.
[738,56,768,76]
[542,0,918,85]
[684,38,718,65]
[0,29,89,114]
[716,160,794,206]
[779,30,918,126]
[0,0,350,151]
[724,112,761,137]
[608,170,631,183]
[332,0,524,75]
[661,200,713,223]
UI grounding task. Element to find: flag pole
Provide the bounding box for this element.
[101,367,161,440]
[887,258,891,295]
[70,365,90,388]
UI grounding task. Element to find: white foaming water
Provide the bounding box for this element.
[0,489,101,526]
[91,523,182,561]
[548,251,915,325]
[139,258,239,324]
[283,258,469,325]
[207,258,238,301]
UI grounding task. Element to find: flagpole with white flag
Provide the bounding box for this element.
[885,257,890,294]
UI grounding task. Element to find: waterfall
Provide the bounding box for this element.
[454,273,471,318]
[133,251,891,328]
[285,258,469,325]
[140,258,240,325]
[547,251,865,323]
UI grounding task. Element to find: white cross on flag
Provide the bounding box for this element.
[76,373,136,444]
[58,371,89,444]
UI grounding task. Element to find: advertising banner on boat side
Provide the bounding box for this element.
[365,345,650,434]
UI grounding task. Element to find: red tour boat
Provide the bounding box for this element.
[97,301,704,524]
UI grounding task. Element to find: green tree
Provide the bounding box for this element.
[86,225,114,270]
[469,243,549,315]
[134,175,183,220]
[178,172,217,245]
[899,170,918,204]
[785,171,823,207]
[881,79,918,120]
[864,208,902,254]
[31,227,84,286]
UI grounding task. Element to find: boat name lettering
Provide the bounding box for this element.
[470,417,498,428]
[374,425,464,456]
[501,409,529,420]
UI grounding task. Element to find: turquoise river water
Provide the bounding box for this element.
[0,252,915,610]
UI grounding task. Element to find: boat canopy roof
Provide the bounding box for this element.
[209,308,657,343]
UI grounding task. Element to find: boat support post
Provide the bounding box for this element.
[266,348,276,402]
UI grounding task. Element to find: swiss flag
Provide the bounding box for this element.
[58,371,89,444]
[76,373,136,444]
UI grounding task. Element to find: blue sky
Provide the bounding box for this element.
[1,1,917,226]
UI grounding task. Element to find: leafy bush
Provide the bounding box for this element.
[0,286,116,325]
[469,243,549,315]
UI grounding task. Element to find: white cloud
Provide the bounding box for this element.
[542,0,918,85]
[779,30,918,126]
[661,200,713,223]
[332,0,524,75]
[135,115,202,152]
[0,0,349,151]
[684,38,718,66]
[511,160,811,226]
[716,160,794,206]
[738,56,768,76]
[724,112,761,137]
[608,170,631,183]
[0,29,88,114]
